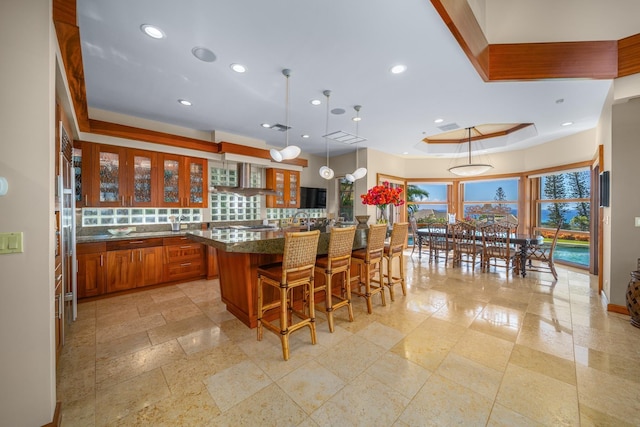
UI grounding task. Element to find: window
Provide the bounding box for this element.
[463,178,519,223]
[535,169,590,267]
[406,182,449,222]
[338,178,354,222]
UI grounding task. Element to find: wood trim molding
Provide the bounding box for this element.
[88,120,219,153]
[42,401,62,427]
[217,141,308,167]
[618,33,640,78]
[607,304,630,315]
[431,0,634,81]
[489,41,618,80]
[53,20,90,132]
[430,0,489,81]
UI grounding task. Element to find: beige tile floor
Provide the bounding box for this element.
[58,253,640,426]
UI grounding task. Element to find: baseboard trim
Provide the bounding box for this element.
[42,401,61,427]
[607,304,629,315]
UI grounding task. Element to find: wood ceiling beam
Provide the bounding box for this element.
[89,120,219,153]
[430,0,639,81]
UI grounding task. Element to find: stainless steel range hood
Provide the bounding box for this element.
[213,162,276,196]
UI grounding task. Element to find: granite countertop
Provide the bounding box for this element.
[188,227,368,255]
[76,230,190,243]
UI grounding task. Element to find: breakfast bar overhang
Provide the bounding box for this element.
[188,227,368,328]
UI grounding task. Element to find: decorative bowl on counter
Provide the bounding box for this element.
[107,227,133,236]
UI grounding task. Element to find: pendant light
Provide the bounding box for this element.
[345,105,367,182]
[270,69,301,162]
[319,90,335,179]
[448,127,493,176]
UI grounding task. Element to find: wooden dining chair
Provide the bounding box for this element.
[480,222,519,274]
[314,226,357,332]
[351,223,388,314]
[426,222,451,265]
[257,229,320,361]
[526,224,561,280]
[383,222,409,301]
[451,220,481,268]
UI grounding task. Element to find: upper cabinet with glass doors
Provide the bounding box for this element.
[158,154,208,208]
[73,141,207,208]
[265,168,299,208]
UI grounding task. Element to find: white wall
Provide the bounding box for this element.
[0,0,56,425]
[610,98,640,305]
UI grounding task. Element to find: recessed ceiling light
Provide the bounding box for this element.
[192,47,216,62]
[310,99,321,106]
[331,108,345,115]
[352,117,362,122]
[140,24,165,39]
[561,121,573,126]
[230,63,247,73]
[434,118,444,124]
[178,99,192,106]
[301,134,310,138]
[390,64,407,74]
[261,123,271,128]
[402,152,409,155]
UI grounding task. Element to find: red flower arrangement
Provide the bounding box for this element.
[361,181,404,222]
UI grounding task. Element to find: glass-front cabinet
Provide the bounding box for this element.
[265,168,300,208]
[128,149,157,207]
[158,154,207,208]
[186,157,206,208]
[73,142,207,209]
[96,145,127,207]
[160,154,183,207]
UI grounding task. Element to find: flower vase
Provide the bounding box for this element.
[377,205,388,224]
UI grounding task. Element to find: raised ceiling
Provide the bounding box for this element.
[73,0,639,159]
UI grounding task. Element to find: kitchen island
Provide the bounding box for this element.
[188,227,368,328]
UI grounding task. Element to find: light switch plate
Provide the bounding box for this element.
[635,217,640,227]
[0,232,23,254]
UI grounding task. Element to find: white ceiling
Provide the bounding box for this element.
[76,0,628,159]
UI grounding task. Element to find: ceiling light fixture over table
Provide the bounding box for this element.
[448,127,493,177]
[345,105,367,182]
[319,90,335,180]
[270,69,301,162]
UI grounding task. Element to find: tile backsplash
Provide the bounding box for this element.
[81,207,202,227]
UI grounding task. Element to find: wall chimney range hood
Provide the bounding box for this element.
[213,163,276,196]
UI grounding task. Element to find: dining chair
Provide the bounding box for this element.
[257,229,320,361]
[351,223,388,314]
[480,222,519,274]
[314,226,357,332]
[426,222,451,265]
[526,224,561,280]
[383,222,409,301]
[451,220,481,268]
[409,216,421,257]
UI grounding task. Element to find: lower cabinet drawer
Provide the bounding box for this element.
[163,258,205,281]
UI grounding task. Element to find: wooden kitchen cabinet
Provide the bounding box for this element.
[158,154,208,208]
[77,242,107,298]
[265,168,300,208]
[93,144,128,207]
[73,141,93,208]
[163,236,205,282]
[106,238,163,292]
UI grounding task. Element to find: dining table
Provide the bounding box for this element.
[415,227,542,277]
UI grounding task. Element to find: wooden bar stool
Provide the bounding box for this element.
[314,226,357,332]
[383,222,409,301]
[257,229,320,361]
[351,223,388,314]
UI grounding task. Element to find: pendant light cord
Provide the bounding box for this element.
[467,127,472,165]
[324,90,331,167]
[284,69,290,148]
